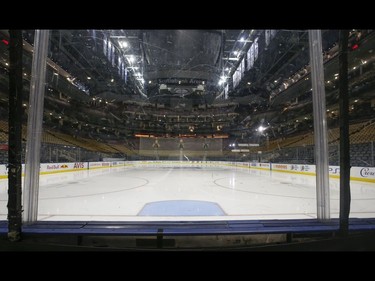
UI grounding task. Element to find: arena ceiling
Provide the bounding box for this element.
[1,29,374,139]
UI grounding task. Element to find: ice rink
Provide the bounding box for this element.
[1,164,375,221]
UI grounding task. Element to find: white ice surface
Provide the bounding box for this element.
[1,165,374,221]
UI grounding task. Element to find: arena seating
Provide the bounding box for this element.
[0,117,374,166]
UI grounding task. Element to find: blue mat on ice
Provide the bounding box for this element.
[138,200,225,216]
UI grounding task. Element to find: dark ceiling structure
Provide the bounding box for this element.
[0,29,374,141]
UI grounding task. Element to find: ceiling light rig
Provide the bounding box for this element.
[218,76,228,86]
[221,29,256,93]
[105,31,146,98]
[128,55,135,64]
[119,41,128,49]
